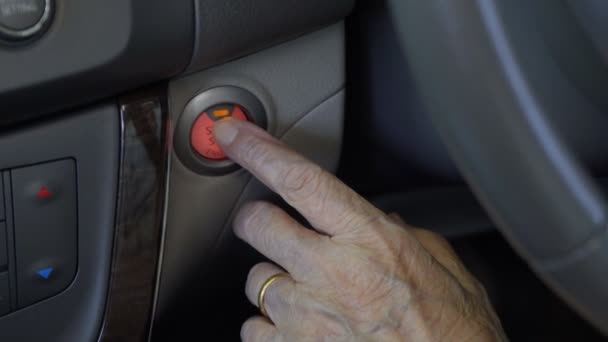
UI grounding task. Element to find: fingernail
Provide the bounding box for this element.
[214,119,239,145]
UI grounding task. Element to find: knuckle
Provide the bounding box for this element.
[259,223,278,255]
[282,241,305,270]
[470,278,490,298]
[329,200,384,235]
[280,162,325,203]
[235,202,272,238]
[240,320,254,342]
[424,229,444,242]
[340,215,399,250]
[239,136,270,166]
[247,263,266,287]
[306,235,330,263]
[432,233,453,250]
[245,264,262,301]
[241,319,265,342]
[413,228,438,242]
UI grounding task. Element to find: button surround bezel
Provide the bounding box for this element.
[174,86,268,175]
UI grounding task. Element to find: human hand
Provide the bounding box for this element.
[214,120,507,341]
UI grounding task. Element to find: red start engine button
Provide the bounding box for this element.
[190,104,249,160]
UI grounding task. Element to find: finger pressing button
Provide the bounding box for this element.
[190,104,250,160]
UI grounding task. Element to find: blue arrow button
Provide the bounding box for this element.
[36,268,54,280]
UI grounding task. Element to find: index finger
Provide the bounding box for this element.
[214,119,384,236]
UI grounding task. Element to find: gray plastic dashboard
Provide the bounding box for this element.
[155,24,346,335]
[0,0,354,126]
[0,105,119,341]
[0,0,605,339]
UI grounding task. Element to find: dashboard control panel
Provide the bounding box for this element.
[0,159,77,316]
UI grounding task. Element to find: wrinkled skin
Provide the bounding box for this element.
[214,120,507,342]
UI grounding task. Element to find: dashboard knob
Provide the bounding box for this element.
[0,0,53,42]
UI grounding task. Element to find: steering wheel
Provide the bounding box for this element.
[389,0,608,334]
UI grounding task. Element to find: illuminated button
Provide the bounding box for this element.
[36,186,53,200]
[212,109,230,118]
[190,104,249,160]
[231,105,248,121]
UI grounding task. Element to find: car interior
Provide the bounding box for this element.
[0,0,607,341]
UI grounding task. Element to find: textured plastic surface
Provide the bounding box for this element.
[187,0,353,72]
[0,104,119,341]
[0,0,193,125]
[154,24,345,333]
[12,159,77,308]
[390,0,608,334]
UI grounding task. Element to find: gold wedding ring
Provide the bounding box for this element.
[258,273,289,319]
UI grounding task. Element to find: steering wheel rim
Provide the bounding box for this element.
[389,0,608,334]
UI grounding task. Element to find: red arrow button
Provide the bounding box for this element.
[37,187,53,199]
